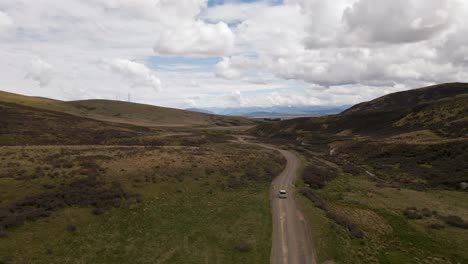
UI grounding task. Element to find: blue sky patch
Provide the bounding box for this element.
[208,0,283,7]
[146,56,221,70]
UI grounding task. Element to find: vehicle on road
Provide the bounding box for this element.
[279,190,287,198]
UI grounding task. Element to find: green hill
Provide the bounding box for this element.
[253,82,468,138]
[252,83,468,188]
[0,90,253,128]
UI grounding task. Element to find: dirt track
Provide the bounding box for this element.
[238,137,316,264]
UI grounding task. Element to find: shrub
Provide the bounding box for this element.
[403,207,423,219]
[234,241,253,252]
[341,163,361,176]
[442,215,468,229]
[0,176,140,231]
[42,184,55,189]
[92,208,104,215]
[326,211,364,239]
[300,188,328,210]
[421,208,433,217]
[302,165,337,189]
[66,224,77,233]
[428,223,445,229]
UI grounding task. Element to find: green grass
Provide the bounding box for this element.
[297,195,353,263]
[0,143,284,263]
[298,172,468,264]
[1,184,272,264]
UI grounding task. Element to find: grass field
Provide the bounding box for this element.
[298,170,468,264]
[0,143,285,263]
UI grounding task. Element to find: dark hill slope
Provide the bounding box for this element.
[252,83,468,188]
[0,102,147,145]
[343,82,468,114]
[254,83,468,138]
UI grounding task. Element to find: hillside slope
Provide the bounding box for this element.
[252,83,468,188]
[0,91,253,127]
[0,101,147,145]
[254,82,468,138]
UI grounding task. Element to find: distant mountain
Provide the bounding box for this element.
[198,105,350,117]
[185,108,215,114]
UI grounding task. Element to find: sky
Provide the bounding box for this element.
[0,0,467,109]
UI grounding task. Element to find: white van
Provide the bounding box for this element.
[279,190,287,199]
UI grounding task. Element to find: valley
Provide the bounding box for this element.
[252,83,468,263]
[1,83,467,264]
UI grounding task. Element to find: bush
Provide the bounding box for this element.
[0,176,140,231]
[421,208,433,217]
[428,223,445,229]
[342,164,361,176]
[66,224,77,233]
[92,208,104,215]
[442,215,468,229]
[302,165,337,189]
[234,241,253,252]
[300,188,328,210]
[403,207,423,219]
[326,211,364,239]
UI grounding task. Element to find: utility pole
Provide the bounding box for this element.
[128,92,131,102]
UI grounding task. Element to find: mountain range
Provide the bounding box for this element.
[186,105,350,117]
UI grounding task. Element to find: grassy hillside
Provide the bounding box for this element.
[250,83,468,263]
[252,83,468,188]
[253,82,468,138]
[0,101,148,145]
[0,90,253,128]
[0,89,284,263]
[343,82,468,114]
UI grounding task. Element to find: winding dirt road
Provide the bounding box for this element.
[237,137,316,264]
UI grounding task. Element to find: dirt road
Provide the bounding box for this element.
[237,137,316,264]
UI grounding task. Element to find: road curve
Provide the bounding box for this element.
[237,137,316,264]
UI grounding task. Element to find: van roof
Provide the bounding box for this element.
[279,190,286,193]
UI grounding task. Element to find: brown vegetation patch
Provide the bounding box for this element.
[302,165,337,189]
[0,176,139,232]
[441,215,468,229]
[332,205,393,239]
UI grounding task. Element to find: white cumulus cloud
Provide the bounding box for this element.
[342,0,454,44]
[25,59,54,87]
[0,0,468,108]
[108,59,162,92]
[152,0,234,56]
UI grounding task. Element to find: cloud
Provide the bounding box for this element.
[0,10,15,38]
[201,1,271,23]
[342,0,454,44]
[182,83,415,108]
[215,0,468,89]
[152,0,234,56]
[153,21,234,56]
[0,11,14,33]
[215,57,244,79]
[108,59,162,92]
[0,0,467,108]
[25,59,54,87]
